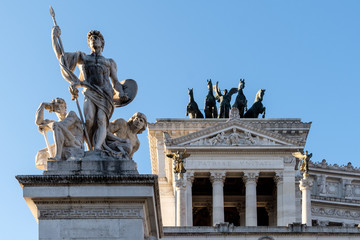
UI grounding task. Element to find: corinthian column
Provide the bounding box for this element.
[175,177,187,226]
[210,171,226,225]
[186,171,194,226]
[299,176,313,226]
[243,171,259,226]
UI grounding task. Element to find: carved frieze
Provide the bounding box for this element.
[312,207,360,220]
[39,208,142,219]
[326,181,340,197]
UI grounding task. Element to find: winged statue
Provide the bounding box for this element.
[292,150,312,175]
[213,81,238,118]
[166,150,191,177]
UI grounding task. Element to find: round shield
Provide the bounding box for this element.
[113,79,138,107]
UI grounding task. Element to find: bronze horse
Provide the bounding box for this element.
[244,89,266,118]
[204,79,217,118]
[232,79,247,118]
[186,88,204,118]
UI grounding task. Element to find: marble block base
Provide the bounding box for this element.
[16,174,162,240]
[45,159,138,175]
[43,150,138,175]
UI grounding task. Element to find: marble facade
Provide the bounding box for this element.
[148,117,310,227]
[147,117,360,236]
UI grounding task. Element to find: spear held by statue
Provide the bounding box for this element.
[49,5,92,150]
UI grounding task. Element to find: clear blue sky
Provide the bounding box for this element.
[1,1,360,238]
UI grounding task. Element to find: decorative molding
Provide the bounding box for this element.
[165,121,301,147]
[312,207,360,219]
[16,175,158,186]
[39,208,142,219]
[310,159,360,173]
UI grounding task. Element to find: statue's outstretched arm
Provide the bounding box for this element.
[51,26,64,61]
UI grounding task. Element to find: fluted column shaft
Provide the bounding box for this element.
[243,171,259,226]
[175,178,187,226]
[274,172,284,226]
[210,171,226,225]
[186,171,194,226]
[299,177,313,226]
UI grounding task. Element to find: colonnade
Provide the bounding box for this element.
[175,170,296,227]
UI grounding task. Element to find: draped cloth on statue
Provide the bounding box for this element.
[59,51,115,121]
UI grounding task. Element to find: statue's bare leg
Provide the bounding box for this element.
[84,98,96,149]
[93,109,107,150]
[50,123,64,161]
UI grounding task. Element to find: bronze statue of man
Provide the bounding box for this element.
[51,26,131,150]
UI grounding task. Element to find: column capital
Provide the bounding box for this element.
[299,177,313,191]
[210,171,226,184]
[175,177,186,189]
[242,171,259,184]
[274,171,284,184]
[186,171,195,184]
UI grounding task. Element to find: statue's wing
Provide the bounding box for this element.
[228,87,238,96]
[182,153,191,159]
[213,84,222,100]
[166,153,176,159]
[292,152,306,160]
[113,79,138,108]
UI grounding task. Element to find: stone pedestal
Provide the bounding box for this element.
[45,150,138,175]
[16,174,162,240]
[299,175,313,226]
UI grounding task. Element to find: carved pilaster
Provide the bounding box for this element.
[344,179,353,198]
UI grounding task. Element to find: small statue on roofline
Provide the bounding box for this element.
[292,150,312,178]
[166,150,191,177]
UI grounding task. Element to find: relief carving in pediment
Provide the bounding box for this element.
[188,128,280,146]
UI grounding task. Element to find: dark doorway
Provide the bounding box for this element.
[193,207,211,226]
[257,207,269,226]
[224,207,240,226]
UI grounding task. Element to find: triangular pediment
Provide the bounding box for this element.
[164,119,302,149]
